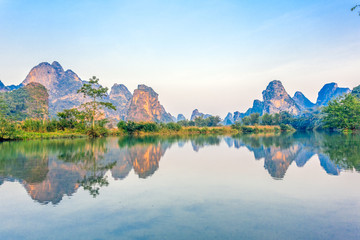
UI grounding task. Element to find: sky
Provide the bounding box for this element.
[0,0,359,118]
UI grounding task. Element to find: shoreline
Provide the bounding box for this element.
[0,125,290,142]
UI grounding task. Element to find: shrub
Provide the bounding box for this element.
[165,122,181,131]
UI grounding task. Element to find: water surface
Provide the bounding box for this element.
[0,133,360,240]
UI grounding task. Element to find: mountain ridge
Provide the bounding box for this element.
[1,61,355,123]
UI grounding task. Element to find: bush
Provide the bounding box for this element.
[280,123,294,131]
[241,126,255,133]
[142,122,160,132]
[0,118,18,140]
[231,122,242,130]
[87,125,108,138]
[165,122,181,131]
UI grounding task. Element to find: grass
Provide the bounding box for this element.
[111,125,288,137]
[0,130,86,141]
[1,124,292,142]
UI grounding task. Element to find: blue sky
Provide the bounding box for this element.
[0,0,359,117]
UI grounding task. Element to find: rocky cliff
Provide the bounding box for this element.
[243,100,264,117]
[0,80,19,92]
[177,114,186,122]
[107,84,132,120]
[316,83,351,106]
[293,91,315,110]
[262,80,300,115]
[222,112,235,125]
[127,84,173,122]
[22,61,85,116]
[0,80,6,92]
[190,109,211,121]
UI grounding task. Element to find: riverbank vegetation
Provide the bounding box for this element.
[236,93,360,132]
[1,85,359,141]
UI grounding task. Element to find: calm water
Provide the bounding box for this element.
[0,133,360,240]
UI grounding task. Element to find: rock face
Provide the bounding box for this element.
[190,109,211,121]
[177,114,186,122]
[0,80,6,92]
[316,83,351,106]
[127,84,173,122]
[233,111,241,122]
[190,109,203,120]
[222,112,234,125]
[0,80,20,92]
[293,91,315,110]
[108,84,132,120]
[243,100,264,117]
[262,80,300,115]
[22,61,84,116]
[0,82,49,120]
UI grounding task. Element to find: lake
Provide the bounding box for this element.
[0,133,360,240]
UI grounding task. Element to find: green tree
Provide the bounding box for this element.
[0,96,8,119]
[249,113,260,125]
[272,113,281,125]
[242,116,251,125]
[77,76,116,128]
[351,4,360,15]
[322,94,360,130]
[207,116,221,127]
[261,113,273,125]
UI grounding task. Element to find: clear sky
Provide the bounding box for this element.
[0,0,359,118]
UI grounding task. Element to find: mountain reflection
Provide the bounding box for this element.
[0,133,359,204]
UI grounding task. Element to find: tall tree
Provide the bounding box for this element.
[77,76,116,128]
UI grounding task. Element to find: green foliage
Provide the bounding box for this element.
[351,4,360,15]
[0,83,48,121]
[194,116,221,127]
[280,123,294,132]
[261,113,273,125]
[117,121,182,134]
[322,94,360,130]
[241,126,256,133]
[231,122,242,130]
[177,116,221,127]
[57,108,86,131]
[352,85,360,99]
[249,113,260,125]
[165,122,181,131]
[321,133,360,171]
[177,120,195,127]
[0,118,18,140]
[242,116,251,125]
[77,76,116,128]
[86,125,109,138]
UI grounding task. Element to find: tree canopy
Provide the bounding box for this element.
[322,94,360,130]
[77,76,116,128]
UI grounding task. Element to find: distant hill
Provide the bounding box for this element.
[1,61,355,124]
[2,61,173,122]
[0,82,48,120]
[315,83,350,106]
[221,80,352,125]
[127,85,173,123]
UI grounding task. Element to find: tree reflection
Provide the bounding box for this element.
[320,133,360,172]
[1,133,359,204]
